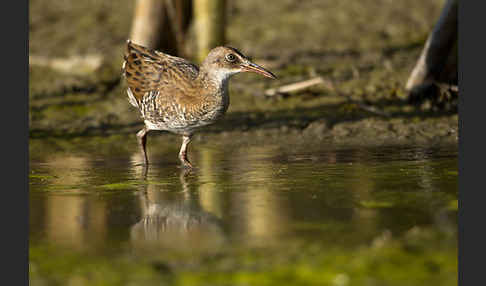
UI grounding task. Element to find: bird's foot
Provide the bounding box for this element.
[179,152,193,170]
[181,160,193,169]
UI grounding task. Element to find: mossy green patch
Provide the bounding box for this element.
[30,245,172,286]
[97,182,140,191]
[359,200,394,209]
[447,200,458,211]
[29,174,56,180]
[446,170,458,176]
[30,226,456,286]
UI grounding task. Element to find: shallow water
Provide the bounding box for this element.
[29,135,457,285]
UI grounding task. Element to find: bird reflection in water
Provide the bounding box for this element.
[130,167,226,253]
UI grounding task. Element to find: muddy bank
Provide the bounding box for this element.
[29,0,456,147]
[29,59,457,147]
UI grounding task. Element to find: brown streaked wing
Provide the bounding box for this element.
[122,41,199,104]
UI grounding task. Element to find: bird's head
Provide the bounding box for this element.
[201,46,276,81]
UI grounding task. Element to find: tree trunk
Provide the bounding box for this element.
[193,0,226,62]
[406,0,457,92]
[129,0,192,57]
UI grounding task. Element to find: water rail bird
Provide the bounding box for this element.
[122,40,276,169]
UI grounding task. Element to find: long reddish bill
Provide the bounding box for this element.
[242,62,277,79]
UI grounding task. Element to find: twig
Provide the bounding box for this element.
[435,82,458,93]
[340,93,391,117]
[264,77,334,96]
[264,76,389,117]
[29,54,103,75]
[449,85,458,93]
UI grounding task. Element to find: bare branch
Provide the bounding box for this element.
[264,77,334,96]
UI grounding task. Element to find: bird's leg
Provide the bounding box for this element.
[178,135,193,169]
[136,127,149,165]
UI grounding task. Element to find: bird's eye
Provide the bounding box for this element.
[225,53,236,62]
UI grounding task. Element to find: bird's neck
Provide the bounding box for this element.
[197,66,237,94]
[194,66,233,115]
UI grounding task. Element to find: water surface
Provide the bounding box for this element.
[29,136,458,285]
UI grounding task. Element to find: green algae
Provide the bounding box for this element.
[359,200,395,209]
[30,226,456,286]
[30,246,172,286]
[97,182,141,191]
[29,174,56,180]
[97,180,172,191]
[448,200,458,211]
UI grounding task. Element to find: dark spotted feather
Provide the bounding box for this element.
[121,40,199,107]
